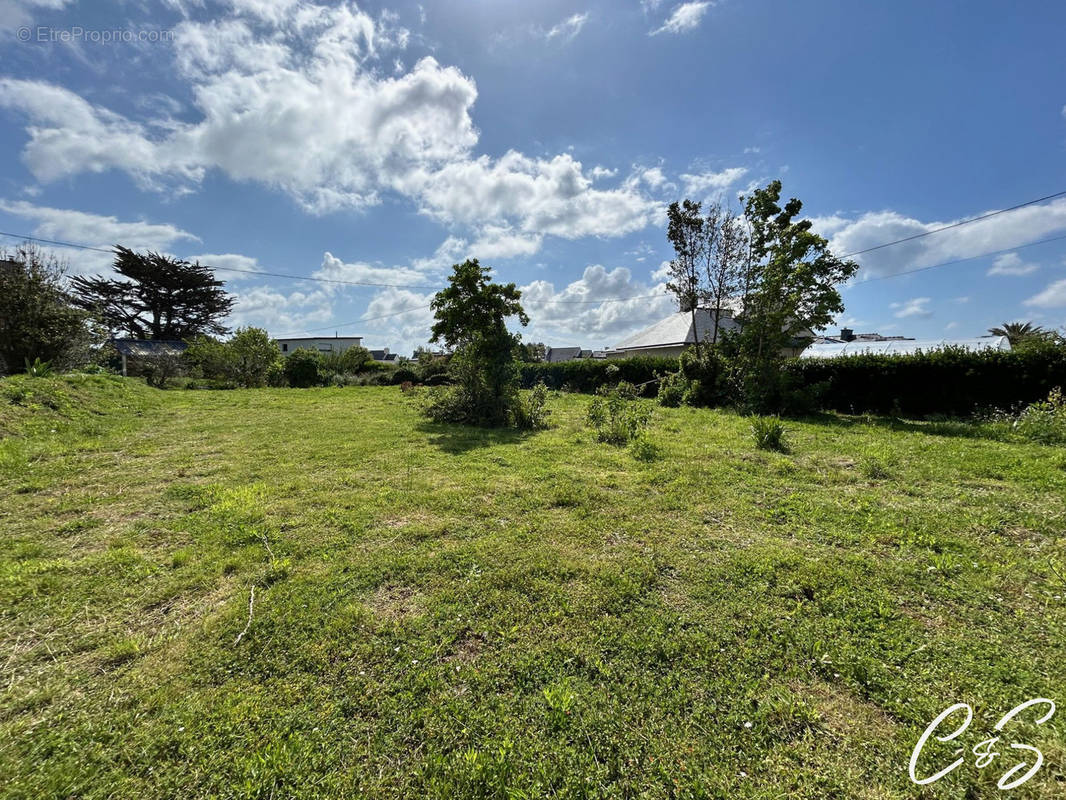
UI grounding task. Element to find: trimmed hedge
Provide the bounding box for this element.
[782,344,1066,416]
[518,356,678,395]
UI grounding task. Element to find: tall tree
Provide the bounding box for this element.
[733,181,859,409]
[0,244,95,374]
[71,246,234,340]
[988,321,1046,347]
[428,258,529,427]
[700,202,749,346]
[664,200,706,355]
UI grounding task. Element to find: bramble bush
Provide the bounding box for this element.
[586,382,652,444]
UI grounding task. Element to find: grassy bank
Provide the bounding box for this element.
[1,379,1064,798]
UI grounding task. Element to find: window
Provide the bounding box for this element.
[282,343,288,352]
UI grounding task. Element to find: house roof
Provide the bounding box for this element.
[614,309,741,351]
[112,339,188,357]
[545,346,583,362]
[800,336,1010,359]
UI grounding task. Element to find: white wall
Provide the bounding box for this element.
[276,338,362,355]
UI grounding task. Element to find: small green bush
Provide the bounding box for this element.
[586,382,652,444]
[514,382,552,430]
[657,371,686,407]
[1013,387,1066,445]
[284,348,322,388]
[391,367,418,385]
[750,415,787,452]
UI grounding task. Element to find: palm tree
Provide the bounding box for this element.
[988,321,1045,347]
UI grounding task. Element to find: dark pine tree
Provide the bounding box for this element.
[71,246,235,340]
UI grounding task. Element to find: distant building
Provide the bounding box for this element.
[545,346,588,363]
[801,335,1010,359]
[612,308,811,359]
[368,348,400,364]
[275,335,363,355]
[111,339,187,376]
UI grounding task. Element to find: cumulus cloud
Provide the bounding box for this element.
[187,252,263,282]
[314,252,436,288]
[546,12,589,42]
[679,166,747,197]
[891,297,933,319]
[650,2,712,36]
[815,198,1066,279]
[520,264,674,345]
[986,252,1039,276]
[0,199,199,274]
[227,283,336,334]
[1024,278,1066,308]
[0,0,660,251]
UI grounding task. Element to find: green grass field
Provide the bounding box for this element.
[1,375,1064,799]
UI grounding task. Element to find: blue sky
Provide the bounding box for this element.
[1,0,1065,354]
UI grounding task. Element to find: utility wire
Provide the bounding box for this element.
[4,186,1066,338]
[837,189,1066,258]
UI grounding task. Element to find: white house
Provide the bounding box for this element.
[275,335,363,355]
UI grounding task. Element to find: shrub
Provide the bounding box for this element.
[657,370,686,407]
[228,327,281,387]
[586,382,652,444]
[783,342,1066,416]
[284,348,322,388]
[391,367,418,385]
[0,243,96,375]
[518,356,678,395]
[750,415,787,452]
[24,358,54,377]
[514,382,552,430]
[1013,387,1066,445]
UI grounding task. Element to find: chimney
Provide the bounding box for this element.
[840,327,855,342]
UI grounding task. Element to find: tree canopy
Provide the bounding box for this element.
[0,244,95,374]
[71,246,234,340]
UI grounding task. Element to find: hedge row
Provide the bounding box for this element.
[518,356,678,395]
[781,345,1066,416]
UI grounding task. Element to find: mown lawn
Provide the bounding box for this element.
[1,375,1064,799]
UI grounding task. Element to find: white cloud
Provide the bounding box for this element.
[815,198,1066,279]
[546,12,589,42]
[589,165,618,181]
[891,297,933,319]
[0,199,199,274]
[187,252,263,282]
[0,0,72,32]
[986,252,1039,276]
[1024,278,1066,308]
[650,2,712,36]
[314,252,435,288]
[410,151,660,239]
[520,264,674,345]
[0,1,660,252]
[228,283,335,334]
[680,166,747,197]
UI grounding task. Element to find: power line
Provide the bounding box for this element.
[858,231,1066,283]
[838,189,1066,259]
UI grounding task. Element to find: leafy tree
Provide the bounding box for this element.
[700,202,749,346]
[228,327,281,387]
[989,321,1046,348]
[184,335,234,380]
[519,342,547,362]
[426,258,529,427]
[664,200,706,354]
[71,246,234,340]
[730,180,859,410]
[0,244,95,374]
